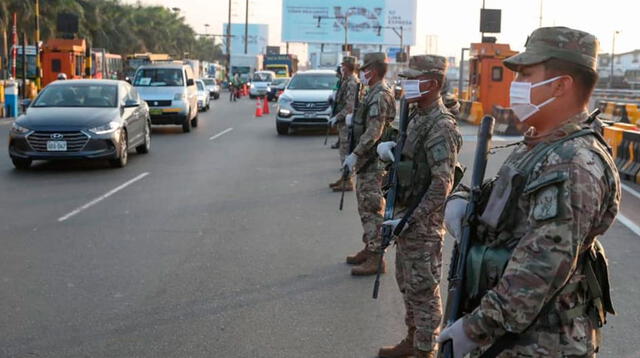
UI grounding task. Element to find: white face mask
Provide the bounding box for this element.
[509,76,562,122]
[360,71,370,86]
[401,79,432,99]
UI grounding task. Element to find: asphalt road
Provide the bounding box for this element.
[0,97,639,358]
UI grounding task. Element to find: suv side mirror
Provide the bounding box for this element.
[187,79,194,86]
[124,99,140,108]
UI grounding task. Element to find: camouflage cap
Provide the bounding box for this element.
[361,52,387,70]
[399,55,448,78]
[504,26,599,72]
[341,56,358,67]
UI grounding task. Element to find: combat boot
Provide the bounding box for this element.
[329,176,344,188]
[351,251,385,276]
[414,349,435,358]
[378,328,414,358]
[346,246,368,265]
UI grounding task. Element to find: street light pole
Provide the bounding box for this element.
[227,0,232,78]
[244,0,249,54]
[35,0,41,90]
[609,30,620,89]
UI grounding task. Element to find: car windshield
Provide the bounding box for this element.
[196,81,204,91]
[32,84,118,108]
[134,68,183,87]
[252,73,273,82]
[202,79,215,85]
[287,74,337,90]
[272,78,289,86]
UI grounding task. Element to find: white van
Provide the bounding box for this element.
[133,63,199,133]
[249,70,276,99]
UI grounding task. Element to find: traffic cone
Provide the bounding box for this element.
[243,84,248,96]
[262,96,270,114]
[255,97,263,117]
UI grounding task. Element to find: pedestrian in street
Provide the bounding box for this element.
[376,55,462,358]
[328,56,361,192]
[343,52,396,276]
[437,26,620,357]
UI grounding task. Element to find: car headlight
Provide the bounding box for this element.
[174,93,186,101]
[11,122,32,135]
[250,83,255,89]
[267,87,271,92]
[278,108,291,117]
[89,121,120,135]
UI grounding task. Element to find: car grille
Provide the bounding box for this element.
[26,131,89,152]
[146,100,172,107]
[291,101,330,112]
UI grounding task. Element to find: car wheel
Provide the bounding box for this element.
[136,120,151,154]
[11,157,32,170]
[182,114,192,133]
[110,130,128,168]
[213,93,220,100]
[191,113,199,127]
[276,122,289,135]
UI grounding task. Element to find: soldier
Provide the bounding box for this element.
[343,52,396,276]
[376,56,462,358]
[328,56,360,191]
[437,27,620,357]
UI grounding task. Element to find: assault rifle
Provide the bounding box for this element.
[339,82,362,210]
[324,66,343,145]
[439,115,495,358]
[371,97,410,298]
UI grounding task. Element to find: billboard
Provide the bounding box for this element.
[281,0,416,45]
[223,23,269,56]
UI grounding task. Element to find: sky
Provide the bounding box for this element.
[123,0,639,60]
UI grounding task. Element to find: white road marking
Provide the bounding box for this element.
[58,172,150,222]
[616,214,640,237]
[621,182,640,201]
[209,127,233,141]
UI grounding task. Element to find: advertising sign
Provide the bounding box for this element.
[223,23,269,55]
[281,0,416,45]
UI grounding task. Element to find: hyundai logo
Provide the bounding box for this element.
[153,101,158,106]
[306,103,313,108]
[50,133,64,140]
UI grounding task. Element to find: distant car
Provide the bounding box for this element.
[195,79,211,112]
[202,78,220,99]
[133,63,198,133]
[267,77,290,102]
[249,70,276,99]
[275,70,338,135]
[8,79,151,169]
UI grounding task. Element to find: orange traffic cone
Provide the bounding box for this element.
[255,97,263,117]
[243,84,248,96]
[262,96,270,114]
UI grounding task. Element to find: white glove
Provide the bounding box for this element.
[444,198,468,242]
[382,219,402,232]
[436,318,480,358]
[342,153,358,173]
[328,116,338,127]
[346,113,353,126]
[377,141,397,162]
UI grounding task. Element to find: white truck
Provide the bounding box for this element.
[308,52,344,70]
[230,54,262,83]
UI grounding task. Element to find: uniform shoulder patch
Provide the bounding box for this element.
[533,185,559,220]
[429,139,449,162]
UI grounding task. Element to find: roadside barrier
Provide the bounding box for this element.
[492,105,524,135]
[597,100,640,124]
[603,123,640,183]
[456,100,483,125]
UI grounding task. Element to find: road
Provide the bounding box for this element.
[0,96,639,358]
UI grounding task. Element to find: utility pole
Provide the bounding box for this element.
[481,0,485,42]
[12,12,17,79]
[459,48,470,100]
[244,0,249,54]
[22,32,27,98]
[609,30,620,89]
[538,0,543,27]
[227,0,232,78]
[35,0,41,90]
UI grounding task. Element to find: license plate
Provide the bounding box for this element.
[47,141,67,151]
[304,112,316,118]
[149,108,163,116]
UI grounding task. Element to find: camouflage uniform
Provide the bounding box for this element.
[352,53,396,253]
[394,56,462,353]
[453,27,621,357]
[334,57,360,164]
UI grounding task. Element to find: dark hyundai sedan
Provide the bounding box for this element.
[8,80,151,169]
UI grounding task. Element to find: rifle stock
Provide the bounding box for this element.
[439,115,495,358]
[372,97,410,299]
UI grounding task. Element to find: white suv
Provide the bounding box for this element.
[275,70,338,135]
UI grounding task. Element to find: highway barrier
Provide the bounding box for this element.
[597,100,640,124]
[456,100,483,125]
[492,105,524,135]
[603,124,640,183]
